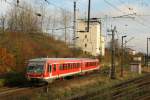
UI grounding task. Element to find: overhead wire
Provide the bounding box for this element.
[118,0,150,29]
[47,26,73,30]
[42,0,74,32]
[43,0,72,13]
[118,0,133,11]
[2,0,42,16]
[103,0,126,14]
[104,0,150,31]
[2,0,74,31]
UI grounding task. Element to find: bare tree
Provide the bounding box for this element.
[0,15,6,34]
[60,10,71,43]
[7,2,41,33]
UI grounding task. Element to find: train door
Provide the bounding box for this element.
[46,64,52,77]
[51,64,58,78]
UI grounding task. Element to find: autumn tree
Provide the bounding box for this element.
[0,48,15,73]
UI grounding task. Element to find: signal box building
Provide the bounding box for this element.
[75,19,105,56]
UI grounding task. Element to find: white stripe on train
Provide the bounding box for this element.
[44,66,99,80]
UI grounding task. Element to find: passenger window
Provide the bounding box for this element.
[53,64,56,71]
[71,64,73,69]
[69,64,71,69]
[60,64,63,70]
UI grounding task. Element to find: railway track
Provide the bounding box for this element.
[69,73,150,100]
[0,71,149,100]
[0,87,29,96]
[0,70,101,98]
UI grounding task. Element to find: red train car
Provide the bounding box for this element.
[26,58,100,83]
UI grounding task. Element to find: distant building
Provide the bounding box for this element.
[75,19,105,56]
[126,48,136,55]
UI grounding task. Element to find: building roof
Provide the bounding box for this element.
[78,19,101,24]
[126,48,135,51]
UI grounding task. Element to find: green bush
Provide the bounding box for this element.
[0,79,5,87]
[4,72,27,86]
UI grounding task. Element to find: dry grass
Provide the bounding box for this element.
[32,70,142,100]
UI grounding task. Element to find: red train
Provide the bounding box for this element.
[26,58,100,83]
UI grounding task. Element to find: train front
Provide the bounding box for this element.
[26,60,46,83]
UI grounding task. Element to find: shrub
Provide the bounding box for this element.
[0,79,5,87]
[4,72,27,87]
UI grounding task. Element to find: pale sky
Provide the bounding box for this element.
[0,0,150,53]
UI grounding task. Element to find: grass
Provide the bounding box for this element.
[0,67,147,100]
[32,69,143,100]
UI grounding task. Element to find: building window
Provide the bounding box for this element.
[85,27,88,31]
[85,43,87,47]
[85,35,87,38]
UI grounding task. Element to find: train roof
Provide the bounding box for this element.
[29,58,98,62]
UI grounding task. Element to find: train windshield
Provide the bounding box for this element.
[27,65,44,74]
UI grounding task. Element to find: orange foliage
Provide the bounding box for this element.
[0,32,87,73]
[0,48,16,73]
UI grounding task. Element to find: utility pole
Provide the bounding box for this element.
[121,35,127,77]
[108,26,117,79]
[100,20,102,60]
[147,38,150,68]
[73,1,76,48]
[77,0,91,33]
[17,0,19,6]
[87,0,91,32]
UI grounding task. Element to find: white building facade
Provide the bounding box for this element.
[75,19,105,56]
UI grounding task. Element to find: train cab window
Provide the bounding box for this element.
[53,64,56,71]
